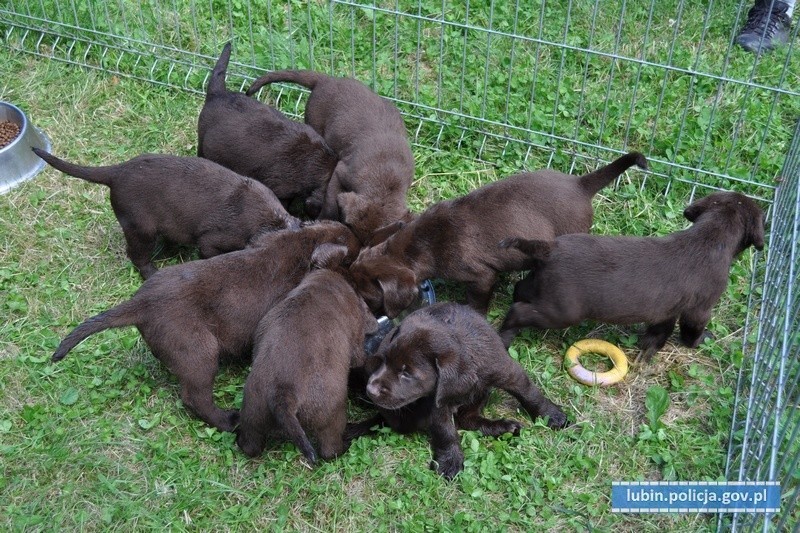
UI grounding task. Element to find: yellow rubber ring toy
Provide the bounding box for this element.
[565,339,629,387]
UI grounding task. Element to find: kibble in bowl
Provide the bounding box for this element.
[0,120,21,149]
[0,101,50,194]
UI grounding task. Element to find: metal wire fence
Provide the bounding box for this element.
[1,0,798,529]
[2,1,799,199]
[724,119,800,532]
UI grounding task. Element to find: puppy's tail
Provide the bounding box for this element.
[32,148,114,186]
[578,151,648,196]
[206,41,232,97]
[52,300,140,362]
[246,69,328,96]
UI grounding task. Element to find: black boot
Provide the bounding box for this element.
[736,1,793,53]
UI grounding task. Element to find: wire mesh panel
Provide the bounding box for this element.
[2,1,798,200]
[2,0,799,529]
[724,119,800,532]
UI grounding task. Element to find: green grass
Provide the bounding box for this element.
[0,47,760,532]
[1,1,795,529]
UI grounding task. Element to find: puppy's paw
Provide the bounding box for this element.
[300,448,319,467]
[235,433,264,458]
[636,347,659,364]
[479,418,523,437]
[544,408,569,430]
[502,419,524,435]
[207,409,240,433]
[213,410,240,432]
[498,328,517,349]
[227,410,240,430]
[431,447,464,480]
[686,329,715,348]
[138,263,158,280]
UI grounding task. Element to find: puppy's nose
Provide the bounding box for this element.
[366,380,383,399]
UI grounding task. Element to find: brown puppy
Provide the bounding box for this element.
[349,152,648,317]
[51,221,361,431]
[33,147,300,279]
[358,303,567,479]
[497,191,765,360]
[236,244,378,463]
[247,70,414,243]
[198,43,337,218]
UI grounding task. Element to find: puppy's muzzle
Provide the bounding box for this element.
[366,378,387,402]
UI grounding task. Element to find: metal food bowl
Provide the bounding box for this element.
[0,102,51,194]
[364,279,436,355]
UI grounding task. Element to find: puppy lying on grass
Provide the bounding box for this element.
[52,221,361,431]
[349,152,647,316]
[198,43,337,218]
[349,302,568,479]
[34,147,299,279]
[236,243,378,464]
[247,69,414,243]
[498,191,765,361]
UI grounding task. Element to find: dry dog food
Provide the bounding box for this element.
[0,121,21,149]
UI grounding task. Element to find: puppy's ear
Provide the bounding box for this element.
[364,349,385,374]
[311,243,349,269]
[434,347,479,408]
[683,197,708,222]
[366,220,405,247]
[378,268,418,318]
[746,212,766,251]
[734,195,766,251]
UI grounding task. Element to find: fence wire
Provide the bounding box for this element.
[2,1,799,201]
[724,119,800,532]
[2,1,799,529]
